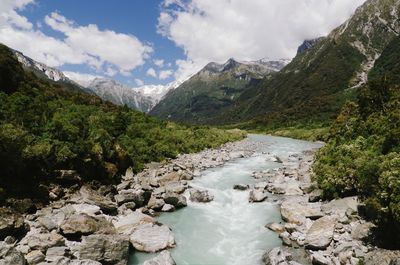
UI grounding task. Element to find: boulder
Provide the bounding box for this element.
[233,184,249,191]
[311,251,332,265]
[113,212,155,235]
[280,200,323,224]
[71,204,101,216]
[45,246,70,262]
[321,197,358,216]
[20,232,65,252]
[308,190,323,203]
[147,196,165,211]
[129,223,175,253]
[25,250,45,264]
[161,204,175,212]
[60,214,115,237]
[305,216,336,250]
[189,189,214,203]
[351,222,374,241]
[262,247,292,265]
[70,260,103,265]
[143,250,176,265]
[266,223,285,233]
[165,182,187,194]
[249,189,268,203]
[0,208,28,240]
[78,234,129,265]
[0,241,26,265]
[163,192,187,208]
[78,186,117,214]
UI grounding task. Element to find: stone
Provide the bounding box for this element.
[60,214,115,237]
[71,204,101,216]
[0,208,28,240]
[78,234,129,265]
[254,182,268,190]
[147,196,165,211]
[143,250,176,265]
[189,189,214,203]
[113,211,155,235]
[249,189,268,203]
[280,200,323,224]
[161,204,175,212]
[129,223,175,253]
[309,190,323,202]
[262,247,292,265]
[163,192,187,208]
[0,241,26,265]
[55,170,81,183]
[165,182,187,194]
[321,197,358,216]
[78,186,118,214]
[305,216,336,250]
[25,250,45,264]
[20,232,65,252]
[233,184,249,191]
[364,249,400,265]
[266,223,285,233]
[279,231,292,246]
[45,246,70,262]
[38,216,57,231]
[70,260,103,265]
[311,252,332,265]
[351,222,374,240]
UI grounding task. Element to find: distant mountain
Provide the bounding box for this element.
[86,78,155,112]
[12,50,89,94]
[136,80,182,107]
[207,0,400,127]
[150,58,289,123]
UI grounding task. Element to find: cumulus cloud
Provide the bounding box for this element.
[0,3,152,77]
[63,71,103,87]
[146,68,157,78]
[159,0,367,80]
[159,69,173,80]
[153,59,164,67]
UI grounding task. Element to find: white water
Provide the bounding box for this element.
[129,135,322,265]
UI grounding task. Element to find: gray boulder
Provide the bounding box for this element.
[20,232,65,252]
[163,192,187,208]
[0,208,28,239]
[249,189,268,203]
[129,223,175,253]
[189,189,214,203]
[143,250,176,265]
[25,250,45,264]
[0,241,26,265]
[60,214,115,237]
[233,184,249,191]
[262,247,292,265]
[113,211,155,236]
[305,216,336,250]
[78,186,117,214]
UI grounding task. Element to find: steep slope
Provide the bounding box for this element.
[86,78,155,112]
[150,58,289,123]
[215,0,400,127]
[136,80,182,108]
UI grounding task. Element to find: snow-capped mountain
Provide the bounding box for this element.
[136,80,182,105]
[13,50,70,83]
[86,78,155,112]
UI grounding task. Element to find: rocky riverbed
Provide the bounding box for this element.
[0,135,399,265]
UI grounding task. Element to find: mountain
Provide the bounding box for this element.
[12,50,89,94]
[150,58,289,123]
[296,37,325,55]
[86,78,155,112]
[136,80,182,107]
[207,0,400,127]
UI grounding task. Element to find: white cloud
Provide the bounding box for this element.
[0,4,152,77]
[159,69,173,80]
[159,0,367,80]
[63,71,103,87]
[135,78,145,86]
[146,67,157,78]
[154,59,164,67]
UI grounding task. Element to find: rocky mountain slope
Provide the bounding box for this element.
[86,78,155,112]
[216,0,400,127]
[150,58,289,123]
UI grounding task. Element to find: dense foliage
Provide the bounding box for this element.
[0,44,245,201]
[313,36,400,247]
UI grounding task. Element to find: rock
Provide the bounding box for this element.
[55,170,81,183]
[0,241,26,265]
[113,211,155,235]
[0,208,29,240]
[233,184,249,191]
[6,198,36,214]
[364,249,400,265]
[280,200,323,224]
[305,216,336,250]
[321,197,358,216]
[20,232,65,252]
[189,189,214,203]
[309,190,323,202]
[123,167,134,180]
[45,246,70,262]
[70,260,103,265]
[161,204,175,212]
[129,223,175,253]
[266,223,285,233]
[147,196,165,211]
[249,189,268,203]
[60,214,115,237]
[351,222,374,240]
[254,182,268,190]
[114,193,137,206]
[262,247,292,265]
[71,204,101,216]
[163,192,187,208]
[311,252,332,265]
[143,250,176,265]
[78,186,117,214]
[165,182,187,194]
[38,216,57,231]
[279,231,293,246]
[78,234,129,265]
[25,250,45,264]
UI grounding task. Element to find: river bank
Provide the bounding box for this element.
[0,134,398,265]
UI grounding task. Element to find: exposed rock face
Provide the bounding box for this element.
[129,223,175,253]
[143,250,176,265]
[189,189,214,203]
[305,216,336,250]
[78,234,130,265]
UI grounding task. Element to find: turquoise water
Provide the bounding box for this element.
[129,135,322,265]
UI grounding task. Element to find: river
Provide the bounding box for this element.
[129,135,323,265]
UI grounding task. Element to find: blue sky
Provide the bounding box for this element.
[0,0,366,88]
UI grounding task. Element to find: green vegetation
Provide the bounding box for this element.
[313,36,400,247]
[0,44,245,202]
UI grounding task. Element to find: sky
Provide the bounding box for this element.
[0,0,366,88]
